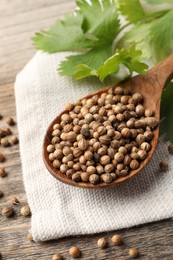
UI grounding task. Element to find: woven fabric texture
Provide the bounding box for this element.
[14,51,173,242]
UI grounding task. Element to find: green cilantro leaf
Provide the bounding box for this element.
[32,13,94,52]
[97,46,148,81]
[77,0,120,44]
[160,82,173,142]
[117,0,146,23]
[119,8,173,62]
[60,45,148,82]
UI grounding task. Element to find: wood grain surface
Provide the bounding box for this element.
[0,1,173,259]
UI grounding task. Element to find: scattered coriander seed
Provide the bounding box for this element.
[11,135,19,144]
[4,127,12,135]
[20,205,30,217]
[97,237,107,249]
[159,160,169,172]
[0,128,5,137]
[111,234,122,245]
[11,196,19,205]
[0,167,7,177]
[2,207,14,217]
[128,248,139,258]
[52,253,63,260]
[69,246,81,258]
[0,191,4,198]
[27,233,33,241]
[6,117,15,126]
[168,144,173,155]
[0,113,2,119]
[0,152,5,162]
[0,137,9,147]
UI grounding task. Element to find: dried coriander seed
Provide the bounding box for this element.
[168,144,173,154]
[111,234,122,245]
[101,173,113,183]
[159,160,169,172]
[27,233,33,241]
[11,135,19,144]
[72,172,81,182]
[89,174,99,184]
[20,205,30,217]
[97,237,107,249]
[11,196,19,205]
[4,127,12,135]
[1,138,9,147]
[2,207,14,217]
[6,117,15,126]
[0,167,7,177]
[0,191,4,198]
[0,153,5,162]
[47,87,158,185]
[129,248,139,258]
[69,246,81,258]
[52,253,63,260]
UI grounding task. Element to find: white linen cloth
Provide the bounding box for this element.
[15,51,173,242]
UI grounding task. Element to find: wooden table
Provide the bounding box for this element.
[0,1,173,259]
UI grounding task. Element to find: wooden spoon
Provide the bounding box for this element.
[43,54,173,189]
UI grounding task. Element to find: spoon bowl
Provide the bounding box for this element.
[43,54,173,189]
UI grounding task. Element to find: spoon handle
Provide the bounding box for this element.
[149,53,173,89]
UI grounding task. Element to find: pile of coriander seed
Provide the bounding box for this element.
[47,86,158,185]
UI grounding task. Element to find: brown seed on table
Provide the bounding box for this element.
[128,247,139,258]
[168,144,173,154]
[52,253,63,260]
[0,113,2,119]
[2,207,14,217]
[111,234,122,245]
[159,160,169,172]
[1,138,9,147]
[69,246,81,258]
[0,167,7,177]
[0,128,6,137]
[4,127,12,135]
[0,191,4,198]
[0,153,5,162]
[6,117,15,126]
[11,196,19,205]
[27,233,33,241]
[89,174,100,184]
[20,205,30,217]
[11,135,19,144]
[97,237,107,248]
